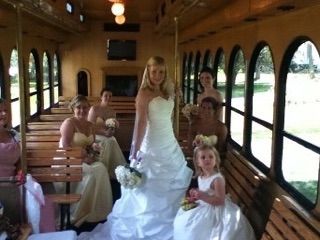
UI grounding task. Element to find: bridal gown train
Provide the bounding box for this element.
[78,96,193,240]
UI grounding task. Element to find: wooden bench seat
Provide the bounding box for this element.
[261,196,320,240]
[27,148,83,230]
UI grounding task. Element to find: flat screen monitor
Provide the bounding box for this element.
[107,39,136,61]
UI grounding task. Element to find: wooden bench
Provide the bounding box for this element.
[58,96,136,108]
[261,196,320,240]
[26,147,83,230]
[222,148,268,237]
[51,105,135,114]
[26,135,60,149]
[40,114,72,122]
[28,122,62,130]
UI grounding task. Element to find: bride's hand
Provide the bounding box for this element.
[130,158,139,168]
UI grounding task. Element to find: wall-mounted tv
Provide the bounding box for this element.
[107,39,136,61]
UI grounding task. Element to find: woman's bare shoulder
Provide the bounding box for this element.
[60,117,75,131]
[136,89,154,103]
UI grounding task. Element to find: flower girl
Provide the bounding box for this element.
[173,144,256,240]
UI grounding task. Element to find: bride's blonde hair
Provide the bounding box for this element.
[140,56,174,98]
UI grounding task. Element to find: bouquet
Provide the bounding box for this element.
[193,134,217,147]
[85,144,100,159]
[105,118,119,129]
[180,196,198,211]
[115,165,143,189]
[181,104,199,121]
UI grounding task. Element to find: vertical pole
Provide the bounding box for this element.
[16,4,27,172]
[174,16,179,136]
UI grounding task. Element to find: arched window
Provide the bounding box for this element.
[53,53,61,103]
[189,54,196,103]
[278,39,320,207]
[186,53,193,103]
[203,50,214,69]
[229,47,246,147]
[215,48,226,122]
[248,43,275,169]
[28,50,40,116]
[193,51,201,103]
[0,53,5,98]
[9,49,19,127]
[43,51,51,109]
[182,53,188,104]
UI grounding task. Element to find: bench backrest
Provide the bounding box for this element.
[27,122,62,131]
[223,149,268,237]
[26,148,83,183]
[26,134,60,149]
[261,196,320,240]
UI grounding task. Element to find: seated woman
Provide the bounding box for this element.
[0,98,55,233]
[59,95,112,227]
[87,88,126,179]
[189,97,228,156]
[197,66,223,120]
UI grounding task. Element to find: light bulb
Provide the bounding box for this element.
[111,3,125,16]
[115,14,126,25]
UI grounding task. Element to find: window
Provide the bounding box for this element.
[229,48,246,147]
[189,54,195,103]
[182,54,188,104]
[80,14,85,23]
[216,50,226,95]
[193,51,201,103]
[9,49,19,127]
[0,54,5,98]
[186,53,193,103]
[28,51,40,116]
[249,44,275,169]
[53,53,60,104]
[203,50,214,69]
[216,49,226,122]
[280,40,320,206]
[66,2,74,14]
[43,52,51,109]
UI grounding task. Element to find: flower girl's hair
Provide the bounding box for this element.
[140,56,174,98]
[193,144,221,177]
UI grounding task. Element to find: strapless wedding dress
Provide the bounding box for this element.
[78,96,193,240]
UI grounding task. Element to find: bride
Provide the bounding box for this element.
[78,56,193,240]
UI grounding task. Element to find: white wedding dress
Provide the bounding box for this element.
[78,96,193,240]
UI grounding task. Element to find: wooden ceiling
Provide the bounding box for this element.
[1,0,320,43]
[81,0,320,41]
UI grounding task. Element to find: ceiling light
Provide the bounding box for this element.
[111,2,125,16]
[115,14,126,25]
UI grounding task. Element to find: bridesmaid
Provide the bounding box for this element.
[189,97,228,156]
[87,88,126,179]
[59,95,113,227]
[197,66,223,120]
[0,98,20,177]
[0,98,55,233]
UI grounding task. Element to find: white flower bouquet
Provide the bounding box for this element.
[105,118,119,128]
[115,165,143,189]
[193,134,217,147]
[181,104,199,121]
